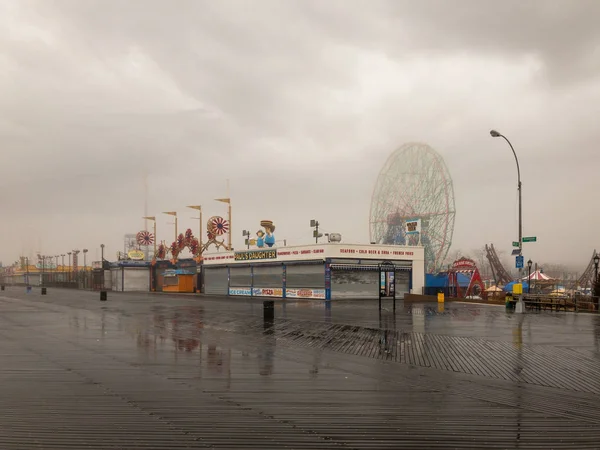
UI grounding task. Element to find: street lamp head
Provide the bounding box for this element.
[594,254,600,266]
[100,244,105,249]
[490,129,501,137]
[527,259,532,268]
[83,249,88,253]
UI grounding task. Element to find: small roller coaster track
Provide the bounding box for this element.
[577,249,598,289]
[485,243,513,286]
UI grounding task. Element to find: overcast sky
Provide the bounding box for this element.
[1,0,599,270]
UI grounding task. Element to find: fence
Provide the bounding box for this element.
[0,270,94,290]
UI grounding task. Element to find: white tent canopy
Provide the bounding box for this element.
[485,285,503,292]
[522,270,553,281]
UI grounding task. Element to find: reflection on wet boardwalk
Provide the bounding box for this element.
[1,288,600,448]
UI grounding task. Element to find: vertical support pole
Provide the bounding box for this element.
[324,259,331,301]
[393,270,396,312]
[282,264,286,298]
[228,201,232,251]
[153,220,157,259]
[199,207,203,253]
[226,265,230,296]
[250,265,254,297]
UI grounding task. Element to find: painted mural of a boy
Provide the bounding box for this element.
[260,220,276,247]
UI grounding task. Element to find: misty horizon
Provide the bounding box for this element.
[1,0,599,273]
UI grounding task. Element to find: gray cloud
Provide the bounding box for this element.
[1,0,599,270]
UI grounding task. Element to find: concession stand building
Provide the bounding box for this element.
[201,243,425,300]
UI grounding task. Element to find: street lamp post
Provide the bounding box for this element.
[490,129,523,265]
[55,255,59,284]
[38,254,44,287]
[527,259,532,294]
[83,249,88,289]
[242,230,251,249]
[67,252,72,282]
[310,219,321,243]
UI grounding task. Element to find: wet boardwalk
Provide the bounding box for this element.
[1,288,600,448]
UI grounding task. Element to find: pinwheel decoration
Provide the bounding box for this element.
[137,230,155,246]
[211,216,229,236]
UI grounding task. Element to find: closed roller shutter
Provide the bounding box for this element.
[204,267,229,295]
[331,269,379,299]
[229,266,251,287]
[124,268,150,291]
[285,263,324,288]
[330,264,411,299]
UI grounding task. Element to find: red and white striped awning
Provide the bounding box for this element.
[522,270,553,281]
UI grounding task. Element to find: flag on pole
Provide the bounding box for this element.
[143,216,156,221]
[162,211,177,216]
[187,205,202,211]
[215,198,230,204]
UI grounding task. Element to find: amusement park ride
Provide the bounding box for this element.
[369,143,456,274]
[447,258,485,298]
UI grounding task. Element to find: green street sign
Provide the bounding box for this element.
[512,241,520,247]
[522,236,537,243]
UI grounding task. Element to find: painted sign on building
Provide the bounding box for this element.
[252,287,283,297]
[285,288,326,299]
[228,287,252,296]
[128,250,145,261]
[204,243,424,266]
[234,249,277,261]
[405,218,421,235]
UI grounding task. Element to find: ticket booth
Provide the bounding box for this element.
[162,269,195,293]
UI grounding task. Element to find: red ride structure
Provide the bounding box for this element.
[448,257,485,298]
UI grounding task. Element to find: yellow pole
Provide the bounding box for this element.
[200,207,203,252]
[153,220,157,257]
[175,215,178,241]
[228,201,232,250]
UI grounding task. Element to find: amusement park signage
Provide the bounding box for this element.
[204,244,424,266]
[127,250,145,261]
[234,249,277,261]
[405,218,421,235]
[285,288,326,299]
[228,287,252,296]
[252,287,283,297]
